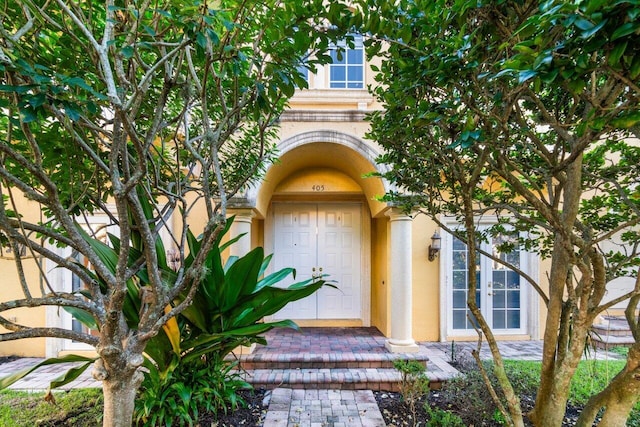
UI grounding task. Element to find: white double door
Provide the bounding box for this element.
[447,231,527,336]
[272,203,362,320]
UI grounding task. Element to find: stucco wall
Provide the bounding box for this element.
[0,196,48,357]
[411,215,441,341]
[370,217,389,335]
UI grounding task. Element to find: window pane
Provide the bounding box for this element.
[453,271,466,289]
[296,64,308,83]
[453,290,466,308]
[330,50,345,64]
[331,66,345,82]
[347,49,363,64]
[493,310,506,329]
[347,81,364,89]
[453,310,467,329]
[453,237,466,250]
[507,249,520,267]
[493,271,506,289]
[507,290,520,308]
[347,66,363,83]
[493,290,505,308]
[507,310,521,328]
[330,81,346,89]
[453,251,467,269]
[507,271,520,289]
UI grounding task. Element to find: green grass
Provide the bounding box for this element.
[0,388,103,426]
[610,346,630,357]
[503,358,628,406]
[503,359,639,425]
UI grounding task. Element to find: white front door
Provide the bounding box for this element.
[273,203,362,320]
[446,231,527,336]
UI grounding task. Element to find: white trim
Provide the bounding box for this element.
[245,130,392,208]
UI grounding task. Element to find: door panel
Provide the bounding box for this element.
[273,203,362,320]
[317,204,361,319]
[273,204,317,319]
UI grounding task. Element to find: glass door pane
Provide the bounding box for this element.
[451,236,481,331]
[490,234,522,330]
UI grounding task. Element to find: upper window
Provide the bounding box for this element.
[329,34,364,89]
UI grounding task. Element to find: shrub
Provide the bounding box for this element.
[393,359,429,426]
[424,405,465,427]
[134,356,249,426]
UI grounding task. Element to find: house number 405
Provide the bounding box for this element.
[312,185,325,192]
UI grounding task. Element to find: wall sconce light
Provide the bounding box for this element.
[428,231,441,261]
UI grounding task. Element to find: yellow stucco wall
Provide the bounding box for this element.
[411,215,441,341]
[370,217,389,336]
[0,195,48,356]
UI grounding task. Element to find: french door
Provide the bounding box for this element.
[447,231,526,336]
[272,203,362,320]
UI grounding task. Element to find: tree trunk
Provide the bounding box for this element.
[529,333,586,426]
[576,345,640,427]
[95,358,144,427]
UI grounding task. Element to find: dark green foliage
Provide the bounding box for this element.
[424,405,465,427]
[134,356,248,427]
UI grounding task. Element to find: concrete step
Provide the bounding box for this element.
[591,316,634,349]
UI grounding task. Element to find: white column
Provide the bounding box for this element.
[228,208,254,257]
[385,208,419,353]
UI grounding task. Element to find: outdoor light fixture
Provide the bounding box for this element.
[428,231,441,261]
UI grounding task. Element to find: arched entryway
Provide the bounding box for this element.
[231,130,419,352]
[257,132,388,327]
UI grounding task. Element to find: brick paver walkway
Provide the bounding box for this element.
[262,388,385,427]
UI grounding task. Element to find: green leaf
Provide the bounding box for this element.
[580,19,607,38]
[608,41,627,66]
[611,111,640,129]
[611,22,639,40]
[63,306,99,330]
[49,361,94,389]
[121,46,135,59]
[518,70,538,84]
[0,354,96,390]
[574,18,594,31]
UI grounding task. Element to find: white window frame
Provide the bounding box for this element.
[329,34,364,89]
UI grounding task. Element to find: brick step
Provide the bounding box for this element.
[592,323,633,337]
[236,367,450,392]
[233,352,430,370]
[592,334,635,350]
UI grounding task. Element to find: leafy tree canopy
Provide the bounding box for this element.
[359,0,640,425]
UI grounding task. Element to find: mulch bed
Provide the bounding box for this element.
[198,389,269,426]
